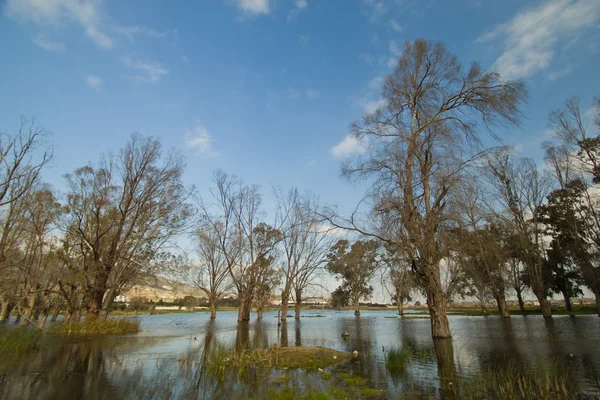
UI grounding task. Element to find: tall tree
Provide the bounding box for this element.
[328,39,526,337]
[487,154,553,317]
[276,188,332,320]
[326,239,379,316]
[544,96,600,315]
[60,134,191,319]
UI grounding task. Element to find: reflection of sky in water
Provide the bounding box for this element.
[1,311,600,399]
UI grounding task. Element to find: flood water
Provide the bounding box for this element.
[1,310,599,399]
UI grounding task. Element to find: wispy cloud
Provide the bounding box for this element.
[361,0,387,22]
[182,55,189,64]
[547,65,574,81]
[476,0,600,79]
[287,0,307,22]
[361,98,387,114]
[360,53,374,65]
[122,55,168,83]
[86,75,103,90]
[330,135,367,159]
[6,0,113,49]
[298,34,310,47]
[115,25,174,41]
[185,122,217,156]
[389,19,403,32]
[31,34,65,51]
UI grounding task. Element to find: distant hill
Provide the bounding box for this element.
[119,275,206,302]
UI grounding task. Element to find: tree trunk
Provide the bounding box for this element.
[594,291,600,317]
[14,312,21,323]
[238,291,252,322]
[515,289,525,312]
[426,277,451,338]
[51,305,61,322]
[294,289,302,319]
[562,291,573,312]
[281,291,289,321]
[532,288,552,318]
[22,292,38,327]
[86,289,104,320]
[495,292,510,318]
[38,312,49,329]
[209,300,217,319]
[354,293,361,316]
[257,306,263,320]
[396,295,404,316]
[0,298,11,322]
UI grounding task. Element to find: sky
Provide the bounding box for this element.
[2,0,600,213]
[1,0,600,300]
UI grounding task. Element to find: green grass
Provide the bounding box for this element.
[0,327,41,355]
[384,345,412,374]
[449,304,598,316]
[456,361,581,399]
[47,317,140,335]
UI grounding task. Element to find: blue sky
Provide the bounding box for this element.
[1,0,600,218]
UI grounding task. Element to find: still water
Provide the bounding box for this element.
[1,310,599,399]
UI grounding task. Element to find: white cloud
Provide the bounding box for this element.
[306,89,320,99]
[86,75,102,89]
[330,135,367,159]
[298,34,310,47]
[182,55,189,64]
[31,34,65,51]
[361,0,387,22]
[185,122,217,156]
[368,76,384,90]
[547,65,574,81]
[122,55,168,83]
[287,0,307,21]
[6,0,113,49]
[476,0,600,79]
[116,25,173,41]
[235,0,270,16]
[389,19,403,32]
[362,99,387,114]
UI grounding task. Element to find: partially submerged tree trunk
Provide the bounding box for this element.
[21,291,39,326]
[354,293,361,316]
[494,292,510,318]
[427,274,451,339]
[294,289,302,320]
[562,291,573,312]
[238,292,252,322]
[395,294,404,316]
[0,297,11,322]
[594,290,600,317]
[516,289,525,312]
[280,290,290,321]
[433,338,458,399]
[532,286,552,318]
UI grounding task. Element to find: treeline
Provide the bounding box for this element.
[1,39,599,344]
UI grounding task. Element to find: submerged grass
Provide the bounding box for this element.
[206,344,353,380]
[47,317,140,335]
[0,327,41,355]
[457,361,580,399]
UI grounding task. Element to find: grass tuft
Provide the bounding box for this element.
[47,317,140,335]
[0,327,41,355]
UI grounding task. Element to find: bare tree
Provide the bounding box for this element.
[276,188,333,320]
[60,134,191,319]
[183,223,234,319]
[327,39,526,338]
[380,244,415,316]
[486,154,552,317]
[197,170,281,322]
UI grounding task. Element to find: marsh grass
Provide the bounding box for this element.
[47,317,140,335]
[0,327,41,355]
[456,360,585,400]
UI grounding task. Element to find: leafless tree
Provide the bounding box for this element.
[183,223,234,319]
[326,39,526,338]
[60,134,191,319]
[275,188,333,320]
